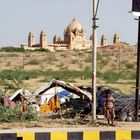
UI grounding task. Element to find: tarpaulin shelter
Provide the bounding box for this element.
[29,79,92,105]
[58,90,71,98]
[9,89,31,102]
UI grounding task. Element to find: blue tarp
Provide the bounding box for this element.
[58,90,70,98]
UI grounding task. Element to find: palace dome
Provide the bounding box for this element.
[66,17,84,33]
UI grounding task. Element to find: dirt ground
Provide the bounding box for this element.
[0,119,140,131]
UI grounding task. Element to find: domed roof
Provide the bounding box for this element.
[66,17,84,33]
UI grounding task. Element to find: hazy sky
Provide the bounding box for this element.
[0,0,138,47]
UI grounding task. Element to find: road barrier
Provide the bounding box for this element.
[0,130,140,140]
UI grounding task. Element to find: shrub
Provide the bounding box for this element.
[97,53,103,61]
[119,71,136,80]
[0,69,92,84]
[102,71,120,83]
[71,59,78,64]
[97,53,110,61]
[60,54,67,58]
[0,70,39,80]
[0,47,49,53]
[84,66,91,71]
[85,56,92,63]
[124,63,135,69]
[26,59,40,65]
[57,63,64,69]
[6,62,11,66]
[23,107,37,121]
[0,47,24,52]
[47,53,56,59]
[0,104,37,122]
[82,70,92,79]
[31,48,49,52]
[0,54,19,57]
[42,70,92,80]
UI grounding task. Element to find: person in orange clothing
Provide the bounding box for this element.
[40,99,50,113]
[49,97,55,112]
[49,95,60,112]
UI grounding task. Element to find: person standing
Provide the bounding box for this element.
[104,89,115,126]
[40,99,50,113]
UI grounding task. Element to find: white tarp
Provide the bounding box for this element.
[9,89,31,101]
[29,79,92,104]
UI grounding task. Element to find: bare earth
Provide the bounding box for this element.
[0,118,140,132]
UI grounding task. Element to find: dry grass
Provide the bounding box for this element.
[0,47,136,94]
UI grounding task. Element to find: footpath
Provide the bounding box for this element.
[0,122,140,140]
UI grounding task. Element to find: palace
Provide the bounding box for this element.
[21,17,92,51]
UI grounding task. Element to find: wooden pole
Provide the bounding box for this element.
[92,0,98,122]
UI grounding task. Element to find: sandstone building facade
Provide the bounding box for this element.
[21,17,121,51]
[100,33,121,47]
[21,18,92,51]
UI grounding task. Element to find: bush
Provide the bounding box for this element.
[102,71,120,83]
[0,69,92,84]
[99,70,136,83]
[97,53,110,61]
[85,56,92,63]
[23,107,37,121]
[71,59,78,64]
[26,59,40,65]
[97,53,103,61]
[31,48,49,52]
[0,70,39,80]
[0,103,36,122]
[119,71,136,80]
[42,70,92,81]
[125,63,135,69]
[0,47,49,53]
[0,47,24,52]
